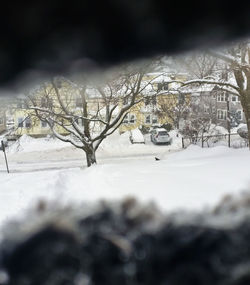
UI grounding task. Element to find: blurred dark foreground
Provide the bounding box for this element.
[1,195,250,285]
[1,0,250,87]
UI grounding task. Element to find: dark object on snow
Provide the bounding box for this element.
[155,157,160,161]
[237,125,249,139]
[1,198,250,285]
[1,1,250,87]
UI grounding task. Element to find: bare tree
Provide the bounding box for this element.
[180,97,216,143]
[24,64,159,167]
[180,117,212,144]
[174,52,219,79]
[168,41,250,147]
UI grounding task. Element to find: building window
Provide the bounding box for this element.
[152,115,158,124]
[17,117,33,128]
[236,110,243,121]
[152,95,157,105]
[25,117,31,128]
[217,93,227,102]
[41,120,47,128]
[18,118,24,127]
[144,97,150,106]
[158,82,169,91]
[145,114,151,124]
[129,114,136,124]
[144,114,158,124]
[123,114,136,124]
[217,109,227,120]
[232,95,240,102]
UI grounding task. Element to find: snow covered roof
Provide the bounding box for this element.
[147,73,172,83]
[86,88,102,98]
[180,84,216,93]
[147,74,185,84]
[154,128,168,132]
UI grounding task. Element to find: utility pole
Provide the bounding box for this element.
[226,93,231,148]
[1,140,9,173]
[223,65,231,147]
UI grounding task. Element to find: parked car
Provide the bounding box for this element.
[129,128,145,144]
[151,128,172,145]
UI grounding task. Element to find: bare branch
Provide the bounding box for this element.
[173,79,240,94]
[208,50,241,66]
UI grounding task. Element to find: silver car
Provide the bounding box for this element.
[151,128,172,145]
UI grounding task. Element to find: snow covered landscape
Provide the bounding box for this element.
[0,131,250,232]
[2,8,250,284]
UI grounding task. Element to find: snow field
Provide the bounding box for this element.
[0,135,250,231]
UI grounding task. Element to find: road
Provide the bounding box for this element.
[0,149,181,173]
[0,133,182,173]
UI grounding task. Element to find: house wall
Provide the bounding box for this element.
[13,109,69,137]
[12,81,80,137]
[191,90,245,129]
[12,89,112,138]
[0,111,6,134]
[12,73,190,137]
[119,92,191,133]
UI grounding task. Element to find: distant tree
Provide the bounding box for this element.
[170,41,250,147]
[174,52,219,79]
[180,112,213,144]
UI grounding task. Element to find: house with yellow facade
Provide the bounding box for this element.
[119,72,190,133]
[11,72,190,138]
[11,81,117,137]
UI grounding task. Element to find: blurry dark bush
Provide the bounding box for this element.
[1,197,250,285]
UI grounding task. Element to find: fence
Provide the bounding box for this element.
[182,133,249,149]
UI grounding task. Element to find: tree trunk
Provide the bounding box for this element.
[241,92,250,148]
[175,119,180,130]
[245,110,250,149]
[85,146,97,167]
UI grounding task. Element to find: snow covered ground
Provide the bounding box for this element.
[0,131,250,232]
[0,130,182,164]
